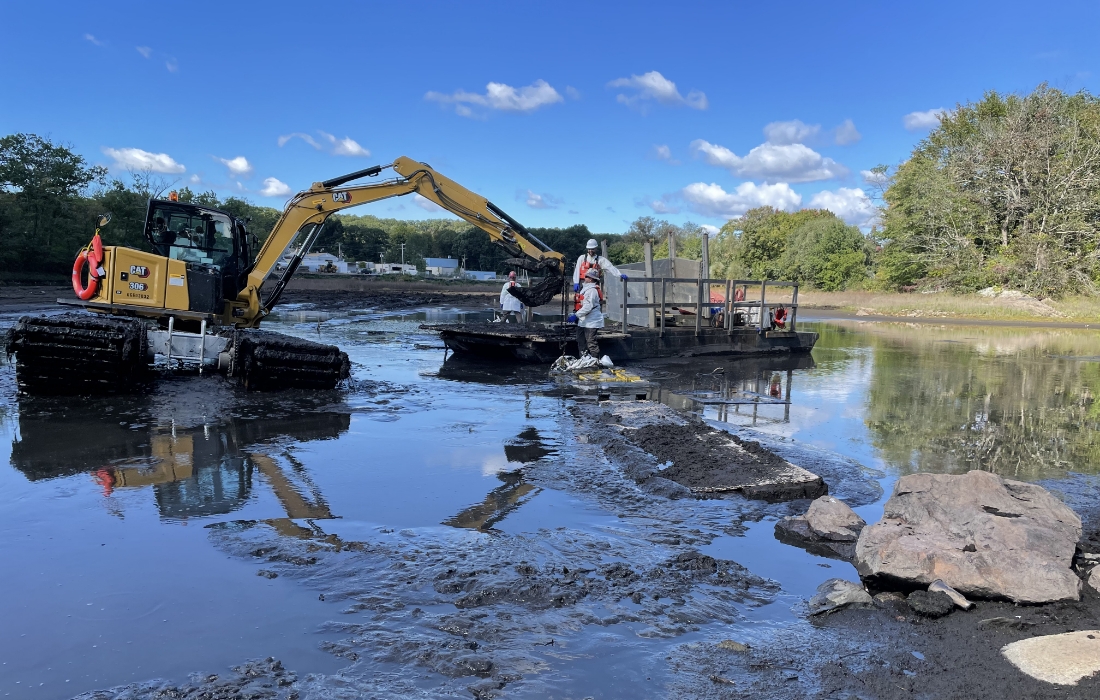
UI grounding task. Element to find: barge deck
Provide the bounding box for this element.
[424,275,817,363]
[422,323,817,363]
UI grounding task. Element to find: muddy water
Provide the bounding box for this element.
[1,307,1100,698]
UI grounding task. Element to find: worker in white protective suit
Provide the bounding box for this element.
[567,267,604,357]
[572,238,626,292]
[499,271,525,323]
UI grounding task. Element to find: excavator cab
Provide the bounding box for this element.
[143,199,253,302]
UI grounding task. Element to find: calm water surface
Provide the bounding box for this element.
[1,308,1098,698]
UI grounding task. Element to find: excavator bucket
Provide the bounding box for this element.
[507,274,564,308]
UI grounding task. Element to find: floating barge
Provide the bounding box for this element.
[423,275,817,363]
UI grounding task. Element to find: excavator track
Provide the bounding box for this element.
[234,331,350,391]
[5,313,151,394]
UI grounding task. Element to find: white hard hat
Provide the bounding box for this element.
[585,267,601,280]
[586,239,598,249]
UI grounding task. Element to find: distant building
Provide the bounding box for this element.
[463,270,496,281]
[424,257,460,277]
[301,252,349,274]
[378,263,418,276]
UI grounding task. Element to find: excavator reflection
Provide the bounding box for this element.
[443,427,556,531]
[11,406,348,524]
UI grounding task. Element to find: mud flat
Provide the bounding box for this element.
[626,419,827,501]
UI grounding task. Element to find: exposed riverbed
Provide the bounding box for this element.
[2,299,1100,698]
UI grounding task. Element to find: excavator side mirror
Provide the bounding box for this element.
[96,213,112,228]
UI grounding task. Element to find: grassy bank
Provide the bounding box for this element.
[796,290,1100,323]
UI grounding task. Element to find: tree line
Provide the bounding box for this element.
[5,84,1098,296]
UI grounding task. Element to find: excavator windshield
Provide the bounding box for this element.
[147,202,237,267]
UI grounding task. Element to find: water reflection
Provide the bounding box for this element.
[12,404,349,520]
[646,354,815,427]
[445,427,556,531]
[822,321,1100,479]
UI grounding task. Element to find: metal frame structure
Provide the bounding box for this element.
[616,277,800,337]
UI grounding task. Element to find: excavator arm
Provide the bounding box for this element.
[236,156,564,326]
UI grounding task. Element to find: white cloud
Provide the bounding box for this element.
[425,80,563,117]
[216,156,252,177]
[763,119,820,145]
[681,181,802,219]
[278,132,321,149]
[690,139,847,183]
[259,177,292,197]
[608,71,707,111]
[519,189,561,210]
[565,86,581,100]
[414,194,446,212]
[278,131,369,156]
[84,34,104,47]
[135,46,152,58]
[834,119,861,145]
[647,199,680,214]
[166,57,178,73]
[700,224,720,235]
[860,169,889,187]
[807,187,878,228]
[318,131,370,157]
[903,108,947,131]
[189,174,201,184]
[652,144,680,165]
[102,147,185,174]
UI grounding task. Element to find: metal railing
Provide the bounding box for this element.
[616,277,800,337]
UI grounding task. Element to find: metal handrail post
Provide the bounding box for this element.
[621,276,627,332]
[725,279,733,333]
[759,280,767,332]
[790,283,799,332]
[695,277,703,337]
[660,278,666,337]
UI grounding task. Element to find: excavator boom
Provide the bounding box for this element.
[242,156,564,325]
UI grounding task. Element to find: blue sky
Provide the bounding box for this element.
[3,1,1097,233]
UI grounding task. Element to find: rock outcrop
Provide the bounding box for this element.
[854,470,1082,603]
[775,495,866,560]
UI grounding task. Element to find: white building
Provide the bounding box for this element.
[301,252,349,274]
[424,257,460,277]
[378,263,418,276]
[464,270,497,281]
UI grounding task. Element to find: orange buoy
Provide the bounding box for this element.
[72,250,98,300]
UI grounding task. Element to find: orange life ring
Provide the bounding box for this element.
[72,250,98,300]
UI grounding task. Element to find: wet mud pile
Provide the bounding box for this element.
[626,419,828,501]
[278,288,496,312]
[74,658,299,700]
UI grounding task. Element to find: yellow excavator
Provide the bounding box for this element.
[6,157,565,394]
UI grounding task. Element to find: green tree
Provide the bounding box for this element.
[0,134,107,276]
[880,85,1100,296]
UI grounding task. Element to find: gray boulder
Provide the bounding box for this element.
[775,495,866,560]
[854,470,1082,604]
[808,578,873,615]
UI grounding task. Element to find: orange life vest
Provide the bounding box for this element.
[574,256,605,311]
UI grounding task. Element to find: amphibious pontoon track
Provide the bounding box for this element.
[6,313,351,395]
[5,313,150,394]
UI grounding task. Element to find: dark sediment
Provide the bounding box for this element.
[625,420,828,501]
[277,287,496,312]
